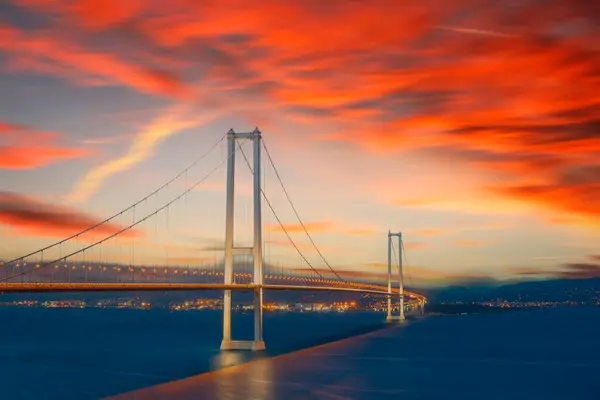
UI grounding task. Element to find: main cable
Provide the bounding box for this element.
[236,142,324,280]
[261,140,343,281]
[400,238,414,289]
[2,133,227,267]
[0,140,239,282]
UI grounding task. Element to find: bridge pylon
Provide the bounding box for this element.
[387,231,405,322]
[221,128,266,351]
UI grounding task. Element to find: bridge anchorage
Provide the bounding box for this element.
[221,128,265,351]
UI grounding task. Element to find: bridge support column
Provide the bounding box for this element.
[399,232,405,322]
[386,231,405,323]
[221,129,235,346]
[251,126,265,350]
[221,128,265,352]
[387,230,392,320]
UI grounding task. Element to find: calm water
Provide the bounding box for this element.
[0,308,599,399]
[0,308,387,399]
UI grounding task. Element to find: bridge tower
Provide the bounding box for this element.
[221,128,265,351]
[387,231,405,322]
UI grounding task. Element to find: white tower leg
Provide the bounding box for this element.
[387,231,393,321]
[221,128,266,351]
[398,233,405,321]
[386,231,406,323]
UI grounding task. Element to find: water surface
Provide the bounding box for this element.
[1,308,599,399]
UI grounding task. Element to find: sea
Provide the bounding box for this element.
[0,307,598,399]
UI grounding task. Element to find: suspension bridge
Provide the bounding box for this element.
[0,128,426,351]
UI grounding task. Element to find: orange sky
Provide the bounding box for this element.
[0,0,598,286]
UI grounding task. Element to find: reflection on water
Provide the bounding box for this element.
[210,352,246,371]
[216,357,273,400]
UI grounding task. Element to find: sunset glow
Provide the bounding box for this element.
[1,0,598,286]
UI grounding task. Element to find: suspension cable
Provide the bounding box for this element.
[400,238,414,288]
[0,140,239,282]
[261,140,343,281]
[236,142,324,280]
[2,133,227,267]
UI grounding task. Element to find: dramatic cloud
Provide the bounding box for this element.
[491,165,600,227]
[0,191,139,239]
[0,121,91,169]
[0,22,187,98]
[6,0,599,225]
[513,260,600,280]
[558,263,600,279]
[3,0,600,283]
[67,104,220,203]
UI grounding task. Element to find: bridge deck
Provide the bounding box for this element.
[0,283,424,300]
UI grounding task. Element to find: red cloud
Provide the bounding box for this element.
[0,121,92,169]
[512,261,600,280]
[5,0,600,227]
[0,146,90,170]
[0,191,139,239]
[0,22,187,98]
[490,164,600,227]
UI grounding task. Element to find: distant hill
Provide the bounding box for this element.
[425,277,600,303]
